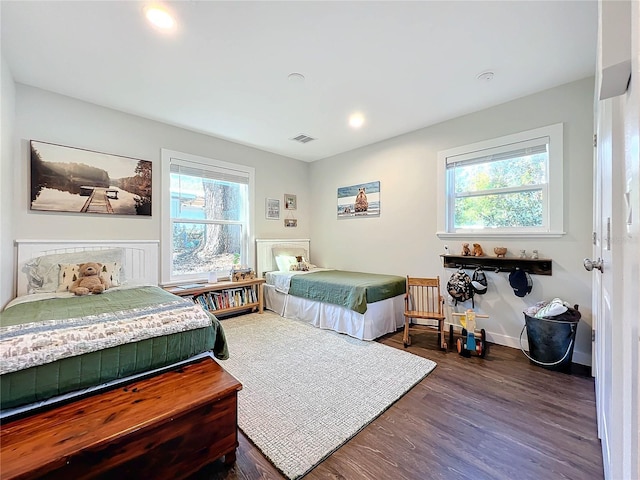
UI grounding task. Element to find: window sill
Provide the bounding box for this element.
[436,231,566,240]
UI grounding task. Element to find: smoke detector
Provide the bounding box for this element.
[476,71,495,81]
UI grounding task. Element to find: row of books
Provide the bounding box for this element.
[192,286,258,311]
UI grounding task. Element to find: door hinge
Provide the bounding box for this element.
[592,330,596,342]
[593,134,597,148]
[592,232,597,245]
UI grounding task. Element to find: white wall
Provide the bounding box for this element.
[310,77,595,365]
[3,79,596,364]
[0,54,16,308]
[2,84,309,305]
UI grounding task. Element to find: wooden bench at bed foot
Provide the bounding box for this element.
[0,356,242,480]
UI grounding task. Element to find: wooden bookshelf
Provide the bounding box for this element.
[165,278,265,316]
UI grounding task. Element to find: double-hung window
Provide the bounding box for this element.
[161,149,254,283]
[438,124,564,237]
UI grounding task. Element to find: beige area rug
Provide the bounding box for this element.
[217,312,437,479]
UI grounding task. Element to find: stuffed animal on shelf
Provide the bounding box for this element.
[472,243,484,257]
[461,243,472,256]
[494,247,507,258]
[70,262,108,296]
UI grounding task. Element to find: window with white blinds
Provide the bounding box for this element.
[438,123,564,236]
[161,150,254,283]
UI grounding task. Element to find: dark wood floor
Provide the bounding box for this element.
[193,329,604,480]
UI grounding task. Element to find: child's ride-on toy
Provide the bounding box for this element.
[450,310,488,358]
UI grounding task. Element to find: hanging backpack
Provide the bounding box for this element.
[471,267,488,295]
[447,268,474,306]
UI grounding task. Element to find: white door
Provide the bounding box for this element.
[593,4,640,479]
[591,96,616,475]
[592,72,637,480]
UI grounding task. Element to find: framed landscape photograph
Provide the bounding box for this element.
[284,218,297,228]
[337,180,380,218]
[266,198,280,219]
[30,140,152,216]
[284,193,297,210]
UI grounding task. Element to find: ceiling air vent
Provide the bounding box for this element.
[290,134,316,144]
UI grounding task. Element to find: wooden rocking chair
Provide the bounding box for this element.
[403,276,447,350]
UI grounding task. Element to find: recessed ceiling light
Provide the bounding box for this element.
[349,113,365,129]
[476,71,495,82]
[144,6,175,30]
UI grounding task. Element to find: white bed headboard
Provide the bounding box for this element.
[15,240,159,296]
[256,238,310,277]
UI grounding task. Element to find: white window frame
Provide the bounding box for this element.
[161,149,255,284]
[437,123,565,238]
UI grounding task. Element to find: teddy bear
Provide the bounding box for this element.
[70,262,108,296]
[472,243,484,256]
[290,255,310,272]
[461,243,471,256]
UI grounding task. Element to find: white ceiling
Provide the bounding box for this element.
[1,1,598,162]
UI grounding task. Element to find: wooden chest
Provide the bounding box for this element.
[0,356,242,479]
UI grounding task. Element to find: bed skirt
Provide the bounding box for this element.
[263,284,404,341]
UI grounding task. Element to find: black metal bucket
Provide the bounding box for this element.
[520,308,580,373]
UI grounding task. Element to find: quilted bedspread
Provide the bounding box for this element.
[0,286,228,375]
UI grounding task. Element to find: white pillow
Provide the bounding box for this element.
[24,248,125,293]
[275,255,298,272]
[272,246,308,258]
[272,247,309,272]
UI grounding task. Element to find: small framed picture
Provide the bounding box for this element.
[284,194,297,210]
[284,218,297,228]
[266,198,280,219]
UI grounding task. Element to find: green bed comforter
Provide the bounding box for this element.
[0,286,228,410]
[288,270,406,314]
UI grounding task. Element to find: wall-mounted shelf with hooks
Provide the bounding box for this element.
[440,255,552,276]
